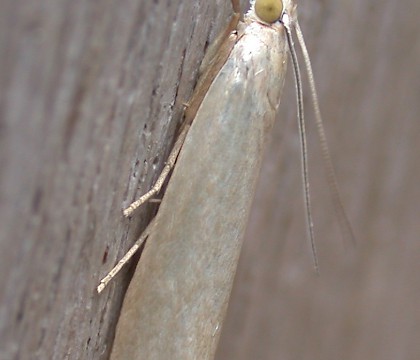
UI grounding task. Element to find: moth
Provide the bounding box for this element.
[99,0,354,358]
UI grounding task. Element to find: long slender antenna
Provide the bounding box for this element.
[283,13,319,273]
[295,20,356,246]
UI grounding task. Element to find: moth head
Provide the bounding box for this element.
[249,0,297,25]
[254,0,283,24]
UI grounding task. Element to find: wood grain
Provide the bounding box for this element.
[0,0,239,358]
[2,0,418,358]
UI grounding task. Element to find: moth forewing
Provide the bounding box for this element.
[109,2,290,359]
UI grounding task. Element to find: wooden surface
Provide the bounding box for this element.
[0,0,239,358]
[216,0,420,359]
[1,0,419,359]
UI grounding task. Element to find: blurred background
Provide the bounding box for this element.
[217,0,420,359]
[0,0,419,359]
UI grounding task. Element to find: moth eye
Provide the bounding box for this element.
[255,0,283,24]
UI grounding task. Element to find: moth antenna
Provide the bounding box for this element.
[283,13,319,274]
[295,20,356,246]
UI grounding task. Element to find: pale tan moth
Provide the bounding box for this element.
[99,0,354,358]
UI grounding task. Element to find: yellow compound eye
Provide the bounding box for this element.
[255,0,283,24]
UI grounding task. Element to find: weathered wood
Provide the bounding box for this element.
[0,0,238,358]
[216,0,420,359]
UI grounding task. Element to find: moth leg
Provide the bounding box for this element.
[100,1,242,293]
[103,123,189,291]
[124,2,241,217]
[123,124,190,217]
[184,0,240,124]
[199,0,241,75]
[97,217,158,293]
[103,126,189,291]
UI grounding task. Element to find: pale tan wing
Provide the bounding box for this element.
[111,20,288,360]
